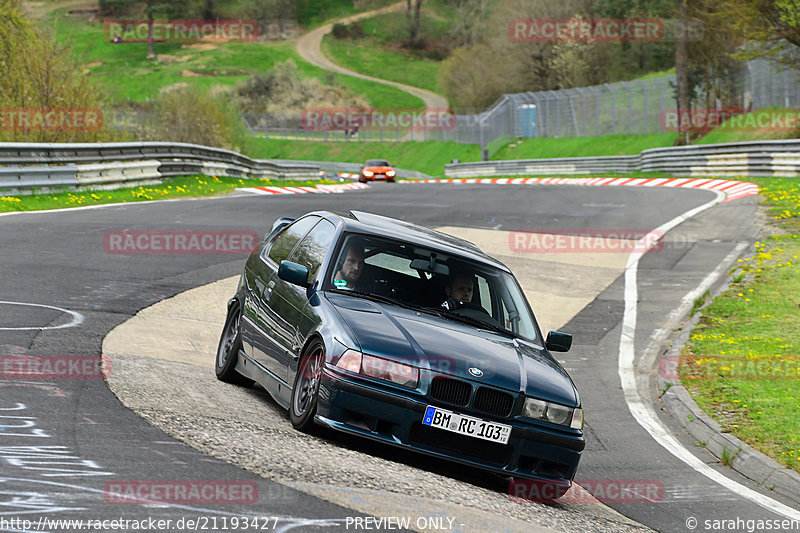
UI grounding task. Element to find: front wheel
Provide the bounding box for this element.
[290,340,325,432]
[215,302,254,387]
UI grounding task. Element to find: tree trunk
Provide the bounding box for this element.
[406,0,422,45]
[147,11,155,59]
[675,0,690,145]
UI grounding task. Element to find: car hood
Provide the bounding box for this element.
[326,293,578,406]
[363,166,393,172]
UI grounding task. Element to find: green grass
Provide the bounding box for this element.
[693,108,800,145]
[492,133,677,160]
[322,8,452,97]
[0,175,336,212]
[322,28,444,95]
[44,11,422,108]
[297,0,399,28]
[244,138,480,177]
[680,177,800,473]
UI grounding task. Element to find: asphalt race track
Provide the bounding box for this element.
[1,183,798,533]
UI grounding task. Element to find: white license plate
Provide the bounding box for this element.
[422,406,511,445]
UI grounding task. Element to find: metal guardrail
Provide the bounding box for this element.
[0,141,320,193]
[445,155,640,178]
[0,142,433,193]
[268,160,432,181]
[445,140,800,178]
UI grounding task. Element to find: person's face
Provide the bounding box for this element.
[341,246,365,282]
[447,276,473,302]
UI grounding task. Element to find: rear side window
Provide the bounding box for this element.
[289,219,336,279]
[268,216,319,264]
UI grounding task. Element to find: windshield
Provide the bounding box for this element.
[327,233,541,343]
[365,160,390,167]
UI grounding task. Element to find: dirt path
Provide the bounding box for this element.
[295,1,449,111]
[23,0,97,20]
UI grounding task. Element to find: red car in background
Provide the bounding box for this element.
[359,159,396,183]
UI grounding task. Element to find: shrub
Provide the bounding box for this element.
[0,0,107,142]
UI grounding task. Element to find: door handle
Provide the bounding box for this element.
[264,280,275,300]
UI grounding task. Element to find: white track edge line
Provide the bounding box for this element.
[618,191,800,520]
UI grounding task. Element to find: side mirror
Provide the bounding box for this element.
[545,331,572,352]
[278,261,310,288]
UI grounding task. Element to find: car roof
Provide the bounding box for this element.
[313,210,509,271]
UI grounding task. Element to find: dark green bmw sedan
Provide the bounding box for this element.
[216,210,584,495]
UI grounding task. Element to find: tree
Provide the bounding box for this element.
[711,0,800,68]
[406,0,423,46]
[675,0,691,144]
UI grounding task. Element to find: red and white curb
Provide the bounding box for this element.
[401,177,759,203]
[238,182,368,195]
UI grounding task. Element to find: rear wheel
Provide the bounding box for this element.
[215,302,254,387]
[290,340,325,432]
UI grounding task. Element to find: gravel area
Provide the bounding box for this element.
[105,350,652,533]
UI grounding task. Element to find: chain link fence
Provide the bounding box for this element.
[242,59,800,148]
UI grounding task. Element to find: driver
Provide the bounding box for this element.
[442,271,475,310]
[445,273,474,303]
[334,240,367,291]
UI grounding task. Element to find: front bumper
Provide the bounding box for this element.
[316,367,584,485]
[362,173,389,181]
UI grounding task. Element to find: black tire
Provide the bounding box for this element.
[358,175,367,183]
[387,178,395,183]
[290,340,325,432]
[215,302,254,387]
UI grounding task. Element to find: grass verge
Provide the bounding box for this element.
[694,108,800,145]
[493,133,678,160]
[680,177,800,473]
[244,137,481,177]
[0,175,337,212]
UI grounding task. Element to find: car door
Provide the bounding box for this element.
[268,218,337,378]
[241,216,319,383]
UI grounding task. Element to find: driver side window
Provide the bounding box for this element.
[267,216,319,264]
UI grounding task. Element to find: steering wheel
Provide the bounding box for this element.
[443,298,489,315]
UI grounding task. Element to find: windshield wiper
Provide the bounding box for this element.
[423,306,514,337]
[329,288,417,311]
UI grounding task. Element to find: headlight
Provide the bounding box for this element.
[363,170,374,177]
[386,170,395,177]
[335,350,418,388]
[522,397,583,429]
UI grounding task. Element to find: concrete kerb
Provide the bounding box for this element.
[656,261,800,506]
